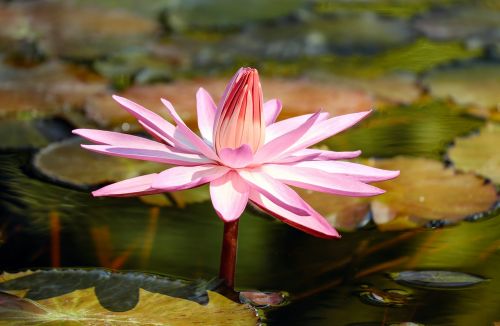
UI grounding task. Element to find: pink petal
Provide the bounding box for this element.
[210,171,250,222]
[263,99,282,126]
[262,164,385,197]
[73,129,167,150]
[92,173,161,197]
[264,112,330,143]
[161,98,219,161]
[249,189,340,239]
[254,111,322,164]
[290,160,400,182]
[238,169,309,216]
[218,144,254,168]
[277,148,362,163]
[284,110,372,155]
[196,88,217,143]
[151,165,229,190]
[112,95,176,146]
[81,145,213,166]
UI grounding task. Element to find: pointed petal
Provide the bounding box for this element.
[161,98,219,161]
[210,171,249,222]
[262,164,385,197]
[264,112,330,143]
[81,145,213,166]
[249,189,340,239]
[196,88,217,143]
[277,149,362,163]
[254,111,322,164]
[290,160,400,182]
[73,129,166,150]
[112,95,176,145]
[92,173,161,197]
[264,99,282,126]
[218,144,254,168]
[152,165,229,190]
[284,110,372,155]
[238,169,309,216]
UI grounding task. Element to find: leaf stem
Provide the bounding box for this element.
[219,220,239,289]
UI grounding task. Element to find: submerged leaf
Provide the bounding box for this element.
[390,270,487,288]
[448,123,500,184]
[367,157,498,229]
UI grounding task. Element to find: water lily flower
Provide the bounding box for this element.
[73,67,398,288]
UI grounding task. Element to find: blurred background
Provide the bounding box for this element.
[0,0,499,325]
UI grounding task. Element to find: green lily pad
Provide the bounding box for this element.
[225,13,414,59]
[313,0,465,18]
[326,101,484,159]
[166,0,306,30]
[414,6,500,42]
[448,123,500,184]
[422,61,500,119]
[390,270,487,288]
[0,269,258,325]
[33,138,165,187]
[367,157,498,229]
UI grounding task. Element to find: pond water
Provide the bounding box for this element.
[0,1,499,325]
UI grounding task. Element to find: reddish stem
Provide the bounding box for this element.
[219,220,239,289]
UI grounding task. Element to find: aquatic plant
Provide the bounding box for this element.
[73,67,398,288]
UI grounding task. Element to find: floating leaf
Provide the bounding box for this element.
[296,188,371,231]
[166,0,305,30]
[0,270,257,325]
[448,123,500,184]
[0,61,106,119]
[85,78,373,129]
[320,73,421,105]
[326,101,484,159]
[223,13,414,59]
[367,157,498,229]
[389,270,487,288]
[422,61,500,120]
[314,0,463,18]
[414,7,500,42]
[33,138,164,187]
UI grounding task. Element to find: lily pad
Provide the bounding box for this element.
[0,1,158,60]
[0,61,106,119]
[318,73,421,105]
[165,0,305,30]
[326,101,484,159]
[389,270,487,288]
[314,0,464,18]
[33,138,165,187]
[296,188,371,232]
[422,61,500,119]
[0,269,258,325]
[414,7,500,42]
[84,78,373,129]
[224,13,414,59]
[367,157,498,229]
[448,123,500,184]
